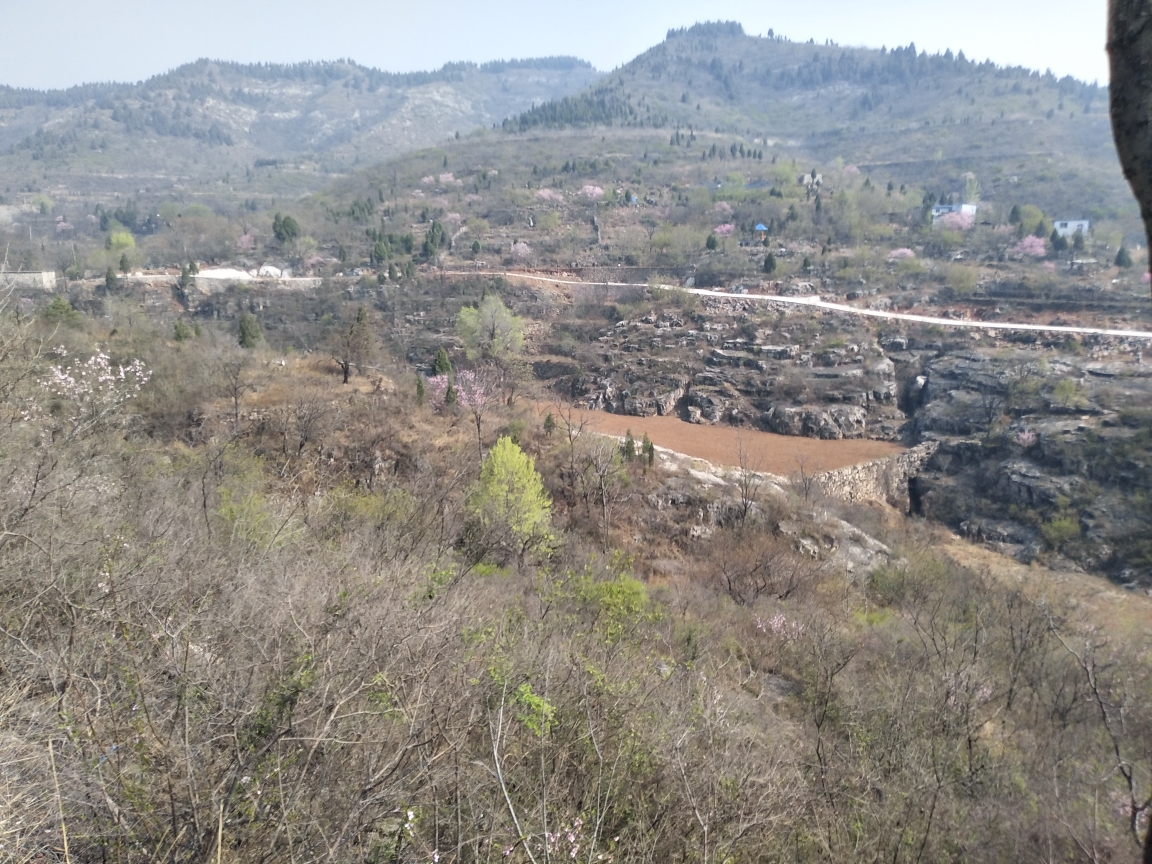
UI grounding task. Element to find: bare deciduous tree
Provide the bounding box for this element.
[214,350,258,426]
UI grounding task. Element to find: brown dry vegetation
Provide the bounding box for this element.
[1,287,1152,864]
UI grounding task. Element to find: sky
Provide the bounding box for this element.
[0,0,1110,91]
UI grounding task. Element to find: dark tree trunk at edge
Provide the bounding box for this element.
[1109,0,1152,296]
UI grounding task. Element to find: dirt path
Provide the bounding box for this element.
[533,402,903,475]
[450,270,1152,341]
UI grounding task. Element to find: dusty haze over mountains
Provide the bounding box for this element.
[1,0,1110,90]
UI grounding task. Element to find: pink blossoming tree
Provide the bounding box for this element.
[1012,236,1048,258]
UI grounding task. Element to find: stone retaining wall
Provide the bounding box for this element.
[2,272,57,291]
[815,441,939,509]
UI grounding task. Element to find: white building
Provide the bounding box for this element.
[1054,219,1090,238]
[931,203,977,223]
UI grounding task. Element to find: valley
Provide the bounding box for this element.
[2,18,1152,864]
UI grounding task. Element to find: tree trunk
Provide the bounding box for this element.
[1109,0,1152,291]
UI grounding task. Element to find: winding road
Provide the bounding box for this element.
[445,270,1152,341]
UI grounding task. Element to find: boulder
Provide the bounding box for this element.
[762,404,867,439]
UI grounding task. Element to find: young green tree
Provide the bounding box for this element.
[332,305,375,384]
[543,411,556,438]
[173,319,194,342]
[415,375,426,405]
[104,267,118,293]
[763,252,777,274]
[456,295,525,361]
[465,436,554,563]
[705,232,719,250]
[119,252,130,274]
[238,312,263,349]
[1116,246,1134,268]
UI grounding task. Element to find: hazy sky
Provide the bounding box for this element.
[0,0,1110,91]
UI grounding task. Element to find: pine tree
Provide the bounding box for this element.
[238,312,262,348]
[416,376,426,405]
[433,347,453,377]
[642,433,655,469]
[622,430,636,462]
[764,253,776,274]
[1116,246,1134,268]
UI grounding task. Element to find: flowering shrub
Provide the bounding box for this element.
[536,189,564,202]
[755,613,805,641]
[844,164,860,175]
[439,172,454,183]
[1013,236,1048,258]
[39,348,150,434]
[1016,429,1037,449]
[426,370,496,413]
[938,211,973,231]
[713,223,735,236]
[580,185,603,200]
[421,175,435,185]
[236,231,256,251]
[510,241,532,259]
[887,248,915,261]
[713,201,733,214]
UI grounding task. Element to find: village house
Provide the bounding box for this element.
[1054,219,1090,238]
[930,203,977,223]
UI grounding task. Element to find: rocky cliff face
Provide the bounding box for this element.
[902,341,1152,586]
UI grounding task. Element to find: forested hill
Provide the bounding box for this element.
[510,21,1102,135]
[503,22,1127,220]
[0,56,601,185]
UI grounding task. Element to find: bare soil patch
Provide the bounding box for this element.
[533,402,904,475]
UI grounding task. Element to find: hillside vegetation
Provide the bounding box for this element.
[1,273,1151,863]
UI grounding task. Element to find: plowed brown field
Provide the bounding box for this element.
[533,403,904,475]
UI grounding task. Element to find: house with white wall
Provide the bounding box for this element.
[1054,219,1090,238]
[931,203,977,223]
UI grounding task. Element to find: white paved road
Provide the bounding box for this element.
[446,270,1152,341]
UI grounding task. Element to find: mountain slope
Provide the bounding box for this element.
[0,57,601,193]
[502,22,1129,223]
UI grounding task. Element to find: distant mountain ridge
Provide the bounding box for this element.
[492,21,1126,222]
[0,56,602,187]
